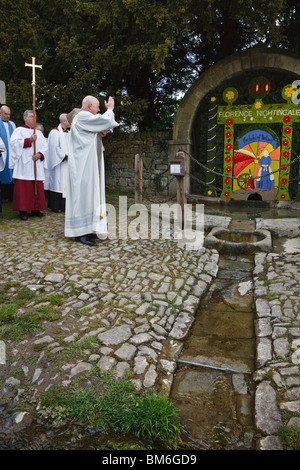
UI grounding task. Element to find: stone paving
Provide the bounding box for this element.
[0,198,217,407]
[0,197,300,450]
[253,214,300,450]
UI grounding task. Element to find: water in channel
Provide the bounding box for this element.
[170,253,256,450]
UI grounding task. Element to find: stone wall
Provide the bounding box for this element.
[100,131,172,196]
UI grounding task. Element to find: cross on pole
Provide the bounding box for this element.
[25,57,42,195]
[25,56,42,87]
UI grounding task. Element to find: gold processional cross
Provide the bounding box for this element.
[25,57,42,195]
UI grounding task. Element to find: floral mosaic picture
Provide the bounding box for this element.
[233,128,280,193]
[208,77,300,201]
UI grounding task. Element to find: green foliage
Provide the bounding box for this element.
[0,283,62,340]
[1,309,42,340]
[277,425,300,450]
[0,303,19,324]
[40,375,181,447]
[124,391,181,445]
[57,335,101,361]
[35,292,65,306]
[0,0,296,131]
[17,287,36,301]
[0,307,60,341]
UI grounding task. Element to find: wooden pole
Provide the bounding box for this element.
[135,153,143,203]
[176,174,186,229]
[25,57,42,196]
[32,84,37,195]
[173,151,186,229]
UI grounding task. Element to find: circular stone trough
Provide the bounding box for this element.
[204,227,272,255]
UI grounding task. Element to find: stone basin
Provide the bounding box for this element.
[204,227,272,255]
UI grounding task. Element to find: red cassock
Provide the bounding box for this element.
[13,179,46,211]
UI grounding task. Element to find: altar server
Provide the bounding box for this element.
[9,110,48,220]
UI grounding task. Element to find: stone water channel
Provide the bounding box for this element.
[171,218,257,450]
[171,200,300,451]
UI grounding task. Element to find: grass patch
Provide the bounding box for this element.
[39,374,181,447]
[76,307,93,317]
[18,287,36,301]
[0,201,15,220]
[0,299,61,341]
[0,285,36,306]
[0,284,64,340]
[0,303,19,324]
[57,335,101,361]
[34,303,61,321]
[35,292,65,306]
[0,309,45,340]
[277,425,300,450]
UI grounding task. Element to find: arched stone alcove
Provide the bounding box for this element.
[169,48,300,196]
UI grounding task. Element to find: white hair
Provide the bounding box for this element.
[59,113,68,122]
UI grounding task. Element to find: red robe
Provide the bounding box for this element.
[11,125,47,212]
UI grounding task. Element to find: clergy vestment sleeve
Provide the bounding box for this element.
[74,109,119,133]
[10,133,29,167]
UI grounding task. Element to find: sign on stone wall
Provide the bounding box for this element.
[205,77,300,201]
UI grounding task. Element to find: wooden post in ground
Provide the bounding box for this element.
[170,151,186,228]
[135,153,143,203]
[176,173,186,228]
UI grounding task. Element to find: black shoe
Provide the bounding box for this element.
[31,210,46,217]
[19,211,28,220]
[75,236,96,246]
[87,233,98,239]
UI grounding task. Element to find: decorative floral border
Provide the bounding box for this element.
[214,83,299,200]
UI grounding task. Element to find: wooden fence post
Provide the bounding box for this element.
[176,172,186,228]
[170,151,186,228]
[135,153,143,203]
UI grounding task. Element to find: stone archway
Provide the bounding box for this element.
[169,48,300,195]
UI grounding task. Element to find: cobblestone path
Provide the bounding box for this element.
[1,199,300,450]
[0,203,217,401]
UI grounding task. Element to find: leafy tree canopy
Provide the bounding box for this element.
[0,0,297,132]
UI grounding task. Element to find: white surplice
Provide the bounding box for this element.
[9,127,48,180]
[45,125,70,195]
[64,109,118,238]
[0,137,7,171]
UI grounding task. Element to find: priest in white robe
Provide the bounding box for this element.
[0,137,7,217]
[9,110,48,220]
[64,95,118,246]
[45,113,70,212]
